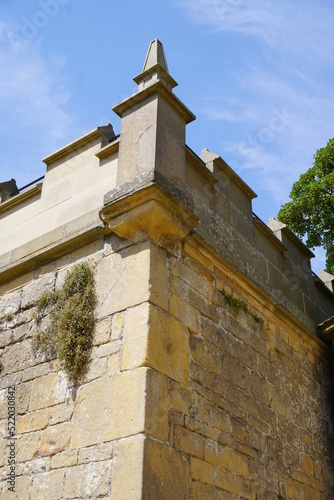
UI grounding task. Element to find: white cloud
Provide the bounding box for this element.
[0,21,74,186]
[181,0,279,41]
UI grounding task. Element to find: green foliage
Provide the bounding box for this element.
[33,262,96,384]
[221,289,265,325]
[5,311,14,322]
[250,312,265,325]
[222,290,249,314]
[278,137,334,274]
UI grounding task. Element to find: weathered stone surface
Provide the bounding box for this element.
[39,422,72,457]
[29,373,67,412]
[21,274,55,310]
[122,303,189,384]
[48,402,74,426]
[85,356,108,381]
[96,240,168,318]
[73,367,167,448]
[93,317,111,345]
[0,290,21,320]
[190,457,213,485]
[21,362,50,383]
[15,432,40,462]
[63,462,110,498]
[17,410,49,434]
[0,473,32,500]
[111,313,124,340]
[78,442,113,464]
[142,437,190,499]
[111,435,144,500]
[17,403,74,435]
[30,469,65,500]
[191,481,220,500]
[51,449,77,469]
[1,340,34,375]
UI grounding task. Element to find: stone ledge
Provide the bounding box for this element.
[99,183,198,248]
[0,183,42,216]
[0,221,106,287]
[113,79,195,124]
[95,137,120,160]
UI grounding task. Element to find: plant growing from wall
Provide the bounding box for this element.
[32,262,96,384]
[221,289,265,325]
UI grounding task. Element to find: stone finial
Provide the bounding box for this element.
[133,39,177,91]
[0,178,19,203]
[142,39,169,73]
[318,269,334,292]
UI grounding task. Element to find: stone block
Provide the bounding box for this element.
[96,241,151,318]
[22,363,50,383]
[72,367,167,448]
[174,425,204,459]
[111,313,124,340]
[230,450,249,477]
[17,410,49,434]
[39,422,72,457]
[93,318,111,346]
[78,442,113,464]
[96,240,168,318]
[111,435,145,500]
[85,356,108,381]
[190,336,222,375]
[48,402,74,426]
[30,469,65,500]
[106,353,121,375]
[169,381,197,415]
[29,373,67,412]
[64,462,110,498]
[92,340,121,358]
[21,274,55,310]
[122,303,189,384]
[0,290,21,320]
[223,354,250,391]
[142,437,190,499]
[15,432,40,462]
[16,381,33,415]
[204,439,230,469]
[169,293,200,333]
[191,481,220,500]
[190,457,213,484]
[0,474,32,500]
[1,340,34,375]
[51,449,77,469]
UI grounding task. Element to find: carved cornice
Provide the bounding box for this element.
[99,183,198,249]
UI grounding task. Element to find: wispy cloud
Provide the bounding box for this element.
[180,0,334,200]
[181,0,280,41]
[0,20,74,186]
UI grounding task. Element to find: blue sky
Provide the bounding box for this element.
[0,0,333,272]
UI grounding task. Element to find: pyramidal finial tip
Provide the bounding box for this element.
[133,39,177,90]
[142,39,169,73]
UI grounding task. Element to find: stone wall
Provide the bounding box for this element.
[1,229,334,499]
[0,235,171,499]
[167,235,334,499]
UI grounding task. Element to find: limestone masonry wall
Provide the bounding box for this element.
[1,232,334,499]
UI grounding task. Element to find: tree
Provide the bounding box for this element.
[277,137,334,274]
